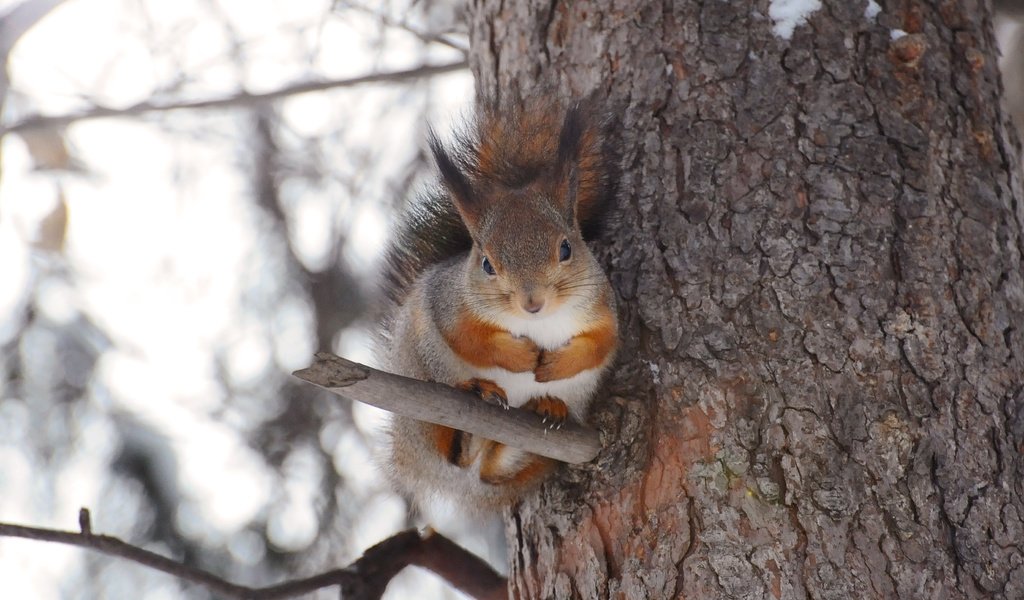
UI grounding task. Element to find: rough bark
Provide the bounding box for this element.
[467,0,1024,598]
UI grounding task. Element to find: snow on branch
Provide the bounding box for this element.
[292,353,603,464]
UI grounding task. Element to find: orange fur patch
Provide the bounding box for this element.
[429,425,467,467]
[501,455,554,486]
[478,442,554,485]
[534,303,617,382]
[476,108,560,182]
[575,126,603,221]
[443,314,540,372]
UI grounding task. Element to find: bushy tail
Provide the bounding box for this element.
[380,187,471,306]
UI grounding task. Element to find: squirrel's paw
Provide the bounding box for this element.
[534,348,581,382]
[494,333,541,372]
[458,378,510,409]
[522,395,569,429]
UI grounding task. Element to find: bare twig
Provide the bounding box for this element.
[292,353,603,464]
[78,507,91,535]
[413,529,508,600]
[338,1,469,53]
[0,513,508,600]
[0,60,468,137]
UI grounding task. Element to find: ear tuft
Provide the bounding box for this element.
[556,105,585,168]
[554,105,586,222]
[557,99,617,240]
[428,128,481,229]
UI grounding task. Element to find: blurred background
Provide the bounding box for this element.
[0,0,476,598]
[0,1,1021,599]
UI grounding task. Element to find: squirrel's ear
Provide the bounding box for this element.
[555,105,585,223]
[557,104,585,167]
[428,128,481,230]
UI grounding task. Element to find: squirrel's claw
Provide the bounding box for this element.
[522,395,569,430]
[458,378,509,409]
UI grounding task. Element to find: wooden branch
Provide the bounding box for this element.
[412,529,508,600]
[0,61,468,137]
[292,353,603,464]
[0,508,508,600]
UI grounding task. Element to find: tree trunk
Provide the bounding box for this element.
[467,0,1024,598]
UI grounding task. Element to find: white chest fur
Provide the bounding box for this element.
[472,366,602,420]
[492,302,586,351]
[476,302,601,419]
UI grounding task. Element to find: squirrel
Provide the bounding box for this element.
[378,96,619,515]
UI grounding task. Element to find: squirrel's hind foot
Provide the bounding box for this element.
[458,378,510,410]
[523,395,569,429]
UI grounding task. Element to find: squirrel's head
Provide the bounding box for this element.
[462,190,591,317]
[429,105,599,318]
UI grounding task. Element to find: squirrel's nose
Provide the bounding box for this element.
[522,297,544,314]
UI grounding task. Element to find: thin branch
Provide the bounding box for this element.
[292,353,603,464]
[338,1,469,53]
[413,529,508,600]
[0,510,508,600]
[0,60,468,137]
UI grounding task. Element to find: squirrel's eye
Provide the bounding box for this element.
[559,239,572,262]
[482,256,496,275]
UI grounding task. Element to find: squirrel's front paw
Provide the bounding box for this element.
[522,395,569,429]
[493,334,541,372]
[535,348,581,382]
[458,378,509,409]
